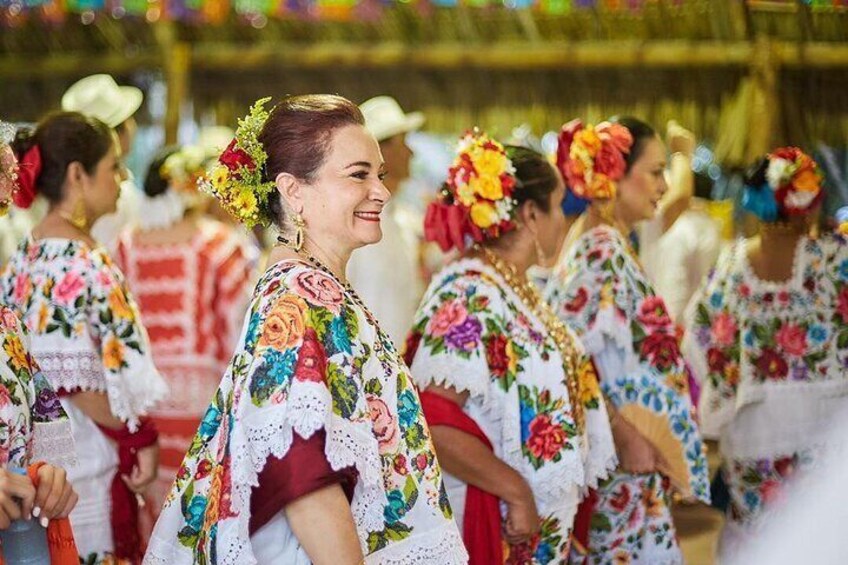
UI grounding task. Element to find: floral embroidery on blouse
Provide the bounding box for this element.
[546,225,709,502]
[722,450,815,525]
[0,238,167,429]
[685,234,848,432]
[146,261,466,565]
[0,304,72,469]
[406,258,617,564]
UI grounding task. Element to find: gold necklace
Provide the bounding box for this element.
[477,245,585,433]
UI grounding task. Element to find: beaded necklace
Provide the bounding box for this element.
[477,245,585,433]
[277,236,385,336]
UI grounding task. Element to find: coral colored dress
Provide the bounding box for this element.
[116,219,258,511]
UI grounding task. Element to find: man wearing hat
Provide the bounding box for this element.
[62,74,143,250]
[348,96,426,348]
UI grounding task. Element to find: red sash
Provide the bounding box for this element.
[419,391,502,565]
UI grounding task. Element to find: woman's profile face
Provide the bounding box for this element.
[616,136,668,224]
[301,123,390,253]
[82,141,123,222]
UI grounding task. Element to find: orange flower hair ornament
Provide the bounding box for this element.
[556,119,634,201]
[424,130,518,252]
[742,147,824,222]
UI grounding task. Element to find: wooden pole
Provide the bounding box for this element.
[747,36,779,162]
[163,42,191,144]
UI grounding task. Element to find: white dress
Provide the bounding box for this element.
[1,237,168,559]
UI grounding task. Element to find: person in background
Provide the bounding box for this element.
[683,148,848,559]
[545,117,710,564]
[407,131,616,564]
[347,96,426,348]
[653,171,723,323]
[2,112,168,563]
[62,74,144,253]
[116,144,258,519]
[0,121,79,562]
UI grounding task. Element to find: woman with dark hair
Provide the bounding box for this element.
[545,118,710,564]
[405,132,616,564]
[0,112,168,562]
[683,148,848,559]
[115,145,258,518]
[145,96,466,564]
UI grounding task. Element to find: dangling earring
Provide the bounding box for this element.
[61,198,88,231]
[534,237,546,267]
[292,213,305,252]
[596,199,616,226]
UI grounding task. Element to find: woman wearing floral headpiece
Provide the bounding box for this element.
[145,96,467,564]
[115,145,258,518]
[0,122,80,562]
[544,118,710,564]
[406,132,616,564]
[1,113,168,563]
[683,148,848,558]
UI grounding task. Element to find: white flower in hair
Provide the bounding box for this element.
[785,190,818,210]
[0,121,14,145]
[766,157,793,190]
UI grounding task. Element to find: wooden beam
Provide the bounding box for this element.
[191,40,758,70]
[1,39,848,78]
[0,52,160,77]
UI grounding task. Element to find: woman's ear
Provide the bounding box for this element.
[65,161,86,193]
[518,199,540,236]
[275,172,303,214]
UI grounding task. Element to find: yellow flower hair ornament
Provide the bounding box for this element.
[424,129,518,252]
[200,97,276,228]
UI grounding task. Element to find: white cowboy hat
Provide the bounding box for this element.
[61,74,143,128]
[360,96,424,143]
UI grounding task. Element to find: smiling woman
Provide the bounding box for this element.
[145,95,467,565]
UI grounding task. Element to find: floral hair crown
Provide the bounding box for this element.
[424,129,517,252]
[201,97,276,228]
[743,146,823,223]
[160,146,209,194]
[556,119,633,201]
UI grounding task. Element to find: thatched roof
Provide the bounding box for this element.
[1,1,847,149]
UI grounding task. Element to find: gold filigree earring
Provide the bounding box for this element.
[61,198,88,231]
[292,213,305,252]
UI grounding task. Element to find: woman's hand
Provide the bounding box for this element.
[612,416,661,474]
[0,468,35,529]
[34,464,78,521]
[122,443,159,494]
[503,481,541,545]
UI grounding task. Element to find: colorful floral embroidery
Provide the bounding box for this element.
[0,305,69,468]
[688,236,847,419]
[408,258,617,564]
[583,472,680,564]
[151,261,464,564]
[0,238,166,427]
[723,451,814,525]
[505,515,570,565]
[546,226,709,502]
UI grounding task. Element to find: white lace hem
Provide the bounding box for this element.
[34,348,168,431]
[32,419,77,468]
[366,521,468,564]
[220,381,387,562]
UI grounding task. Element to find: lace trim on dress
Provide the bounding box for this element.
[365,520,468,565]
[32,419,77,468]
